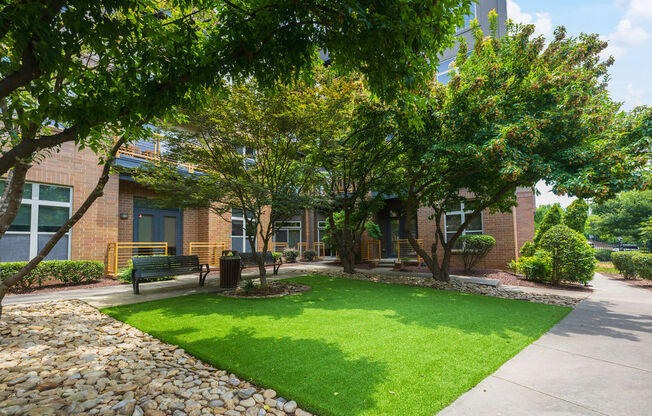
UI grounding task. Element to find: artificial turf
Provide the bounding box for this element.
[102,274,571,416]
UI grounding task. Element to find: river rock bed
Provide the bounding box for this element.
[0,300,313,416]
[320,270,580,307]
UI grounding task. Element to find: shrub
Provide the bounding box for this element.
[534,204,563,245]
[458,235,496,272]
[594,248,613,262]
[520,241,536,257]
[272,252,283,261]
[611,251,638,279]
[633,253,652,280]
[283,248,299,263]
[539,225,596,285]
[303,250,316,261]
[513,251,552,282]
[563,199,589,233]
[0,260,105,290]
[364,221,382,239]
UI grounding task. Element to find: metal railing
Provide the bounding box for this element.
[116,135,197,173]
[106,242,168,277]
[314,242,326,259]
[271,242,289,252]
[397,239,423,263]
[189,242,226,266]
[361,239,381,261]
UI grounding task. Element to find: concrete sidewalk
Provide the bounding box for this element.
[438,273,652,416]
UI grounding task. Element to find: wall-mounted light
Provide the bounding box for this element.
[119,213,129,220]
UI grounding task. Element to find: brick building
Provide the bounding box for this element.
[0,0,531,272]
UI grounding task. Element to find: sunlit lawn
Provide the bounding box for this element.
[596,261,619,275]
[102,275,571,416]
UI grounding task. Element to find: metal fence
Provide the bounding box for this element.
[397,239,423,263]
[106,242,168,277]
[188,242,227,266]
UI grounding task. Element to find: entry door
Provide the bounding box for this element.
[134,208,182,255]
[386,218,400,257]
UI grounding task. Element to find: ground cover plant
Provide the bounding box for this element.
[103,275,570,416]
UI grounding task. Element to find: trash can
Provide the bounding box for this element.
[220,250,241,288]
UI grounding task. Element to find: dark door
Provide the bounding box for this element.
[134,207,182,255]
[386,217,401,257]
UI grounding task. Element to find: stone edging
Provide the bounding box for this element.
[319,271,581,307]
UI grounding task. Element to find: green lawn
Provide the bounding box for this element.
[102,275,570,416]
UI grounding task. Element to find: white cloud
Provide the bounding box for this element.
[506,0,554,39]
[603,0,652,59]
[623,83,646,109]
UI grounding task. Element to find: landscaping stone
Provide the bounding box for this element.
[321,270,580,307]
[0,300,303,416]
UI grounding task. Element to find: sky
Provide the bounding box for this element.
[505,0,652,207]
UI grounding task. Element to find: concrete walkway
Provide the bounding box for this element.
[438,273,652,416]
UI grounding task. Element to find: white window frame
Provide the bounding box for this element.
[230,208,256,253]
[2,182,73,261]
[443,201,484,243]
[273,221,302,249]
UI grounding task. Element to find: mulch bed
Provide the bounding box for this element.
[602,272,652,291]
[219,281,311,298]
[329,261,592,292]
[6,277,123,295]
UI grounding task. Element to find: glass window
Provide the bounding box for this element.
[39,185,70,202]
[38,206,69,232]
[462,4,477,28]
[231,219,244,236]
[8,205,31,232]
[38,234,69,261]
[444,200,483,243]
[0,234,30,262]
[0,181,32,199]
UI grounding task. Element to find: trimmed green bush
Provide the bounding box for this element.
[303,250,316,261]
[520,241,536,257]
[0,260,105,290]
[563,199,589,233]
[458,235,496,272]
[611,251,638,279]
[594,248,613,262]
[539,225,596,285]
[272,252,283,260]
[633,253,652,280]
[534,204,563,245]
[513,251,552,282]
[283,248,299,263]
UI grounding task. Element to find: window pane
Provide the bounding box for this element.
[38,206,68,232]
[288,230,301,249]
[438,59,453,73]
[163,216,178,254]
[444,201,461,213]
[0,181,32,199]
[39,185,70,202]
[38,234,69,261]
[467,215,482,232]
[0,234,30,262]
[446,232,457,243]
[136,214,154,242]
[245,238,254,253]
[446,214,462,233]
[134,197,159,209]
[275,230,288,243]
[232,219,243,235]
[437,72,451,84]
[232,208,243,218]
[231,236,243,253]
[9,204,31,232]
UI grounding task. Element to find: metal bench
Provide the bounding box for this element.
[239,251,282,275]
[131,255,209,294]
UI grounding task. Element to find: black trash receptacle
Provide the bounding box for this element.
[220,250,241,288]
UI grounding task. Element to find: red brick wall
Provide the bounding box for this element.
[515,187,536,255]
[14,142,120,262]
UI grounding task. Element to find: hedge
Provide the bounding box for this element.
[512,251,552,282]
[632,253,652,280]
[611,251,638,279]
[458,235,496,272]
[0,260,105,290]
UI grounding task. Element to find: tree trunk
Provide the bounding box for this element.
[0,137,126,318]
[0,161,30,239]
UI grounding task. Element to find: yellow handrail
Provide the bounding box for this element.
[397,239,423,263]
[189,242,226,266]
[106,242,168,277]
[361,239,381,261]
[271,242,288,252]
[314,242,325,259]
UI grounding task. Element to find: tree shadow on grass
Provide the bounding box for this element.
[140,325,388,416]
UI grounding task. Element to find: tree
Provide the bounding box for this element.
[309,73,402,274]
[534,204,563,245]
[398,13,651,281]
[539,225,596,285]
[588,190,652,245]
[0,0,473,311]
[564,199,589,233]
[134,79,319,284]
[534,204,552,230]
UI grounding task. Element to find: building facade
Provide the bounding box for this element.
[0,0,528,272]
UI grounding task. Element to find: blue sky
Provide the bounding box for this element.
[505,0,652,206]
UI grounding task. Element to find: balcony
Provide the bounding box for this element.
[115,136,196,173]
